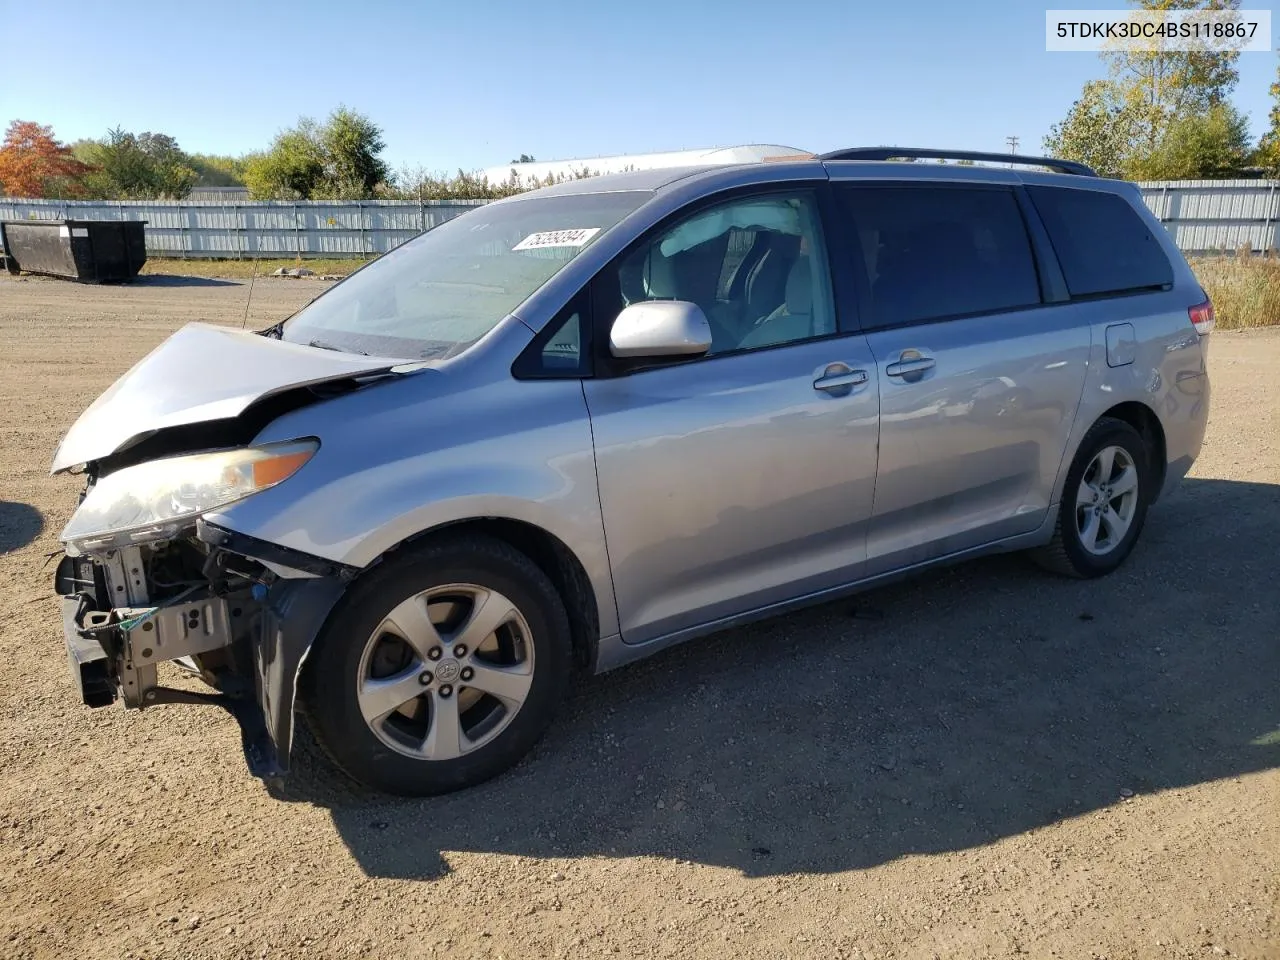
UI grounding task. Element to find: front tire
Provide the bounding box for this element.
[301,534,573,795]
[1033,417,1151,578]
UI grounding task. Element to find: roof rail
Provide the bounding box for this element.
[817,147,1097,178]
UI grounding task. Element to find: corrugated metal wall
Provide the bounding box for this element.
[1137,180,1280,254]
[2,182,1278,258]
[0,199,488,258]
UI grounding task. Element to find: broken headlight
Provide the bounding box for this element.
[61,440,318,555]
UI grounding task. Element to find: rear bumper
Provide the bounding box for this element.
[1161,454,1198,499]
[1159,369,1210,500]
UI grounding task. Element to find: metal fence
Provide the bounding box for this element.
[1138,180,1280,255]
[0,198,488,259]
[2,181,1280,258]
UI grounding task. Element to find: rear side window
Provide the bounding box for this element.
[1026,186,1173,299]
[835,186,1042,328]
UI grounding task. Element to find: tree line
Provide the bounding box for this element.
[4,8,1280,203]
[1045,0,1279,179]
[0,105,595,202]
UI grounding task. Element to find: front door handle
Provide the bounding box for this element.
[885,355,936,379]
[813,367,869,394]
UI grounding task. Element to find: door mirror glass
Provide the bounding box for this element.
[609,300,712,359]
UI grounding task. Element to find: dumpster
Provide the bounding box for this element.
[0,219,147,282]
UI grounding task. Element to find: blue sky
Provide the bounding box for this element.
[1,0,1276,173]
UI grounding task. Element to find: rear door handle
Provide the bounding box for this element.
[885,356,936,379]
[813,367,869,393]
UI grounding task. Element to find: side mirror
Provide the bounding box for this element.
[609,300,712,359]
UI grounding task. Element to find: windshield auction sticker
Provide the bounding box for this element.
[513,228,601,251]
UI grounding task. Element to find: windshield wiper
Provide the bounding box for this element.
[308,339,368,356]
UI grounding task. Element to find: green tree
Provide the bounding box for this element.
[1254,55,1280,174]
[317,106,388,198]
[1128,102,1250,178]
[73,127,196,199]
[1045,0,1246,179]
[77,129,145,197]
[243,120,325,199]
[138,132,198,197]
[1104,0,1242,154]
[1043,80,1135,178]
[245,108,388,199]
[189,153,247,187]
[384,161,610,202]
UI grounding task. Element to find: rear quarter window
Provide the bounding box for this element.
[1026,186,1173,299]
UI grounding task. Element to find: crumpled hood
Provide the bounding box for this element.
[51,322,409,473]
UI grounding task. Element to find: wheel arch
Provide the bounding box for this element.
[361,517,602,674]
[1053,399,1168,510]
[1097,401,1167,500]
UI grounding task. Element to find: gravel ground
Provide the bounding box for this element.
[0,274,1277,960]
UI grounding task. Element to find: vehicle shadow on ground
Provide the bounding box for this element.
[0,502,44,555]
[275,477,1280,879]
[131,275,240,288]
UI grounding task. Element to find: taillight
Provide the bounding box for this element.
[1189,298,1215,336]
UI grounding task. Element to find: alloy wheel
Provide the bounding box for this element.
[355,583,535,760]
[1074,445,1140,556]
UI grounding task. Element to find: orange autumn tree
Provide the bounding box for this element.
[0,121,93,198]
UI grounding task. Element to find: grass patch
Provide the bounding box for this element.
[1190,256,1280,330]
[139,258,373,279]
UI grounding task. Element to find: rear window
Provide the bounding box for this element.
[835,185,1042,327]
[1027,186,1173,299]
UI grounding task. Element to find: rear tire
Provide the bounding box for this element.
[301,534,573,796]
[1032,417,1151,578]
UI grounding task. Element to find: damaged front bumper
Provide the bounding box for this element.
[55,521,353,781]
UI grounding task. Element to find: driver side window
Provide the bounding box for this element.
[607,192,837,356]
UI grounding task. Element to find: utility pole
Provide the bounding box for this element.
[1006,136,1020,168]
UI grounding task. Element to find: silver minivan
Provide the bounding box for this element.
[52,148,1212,795]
